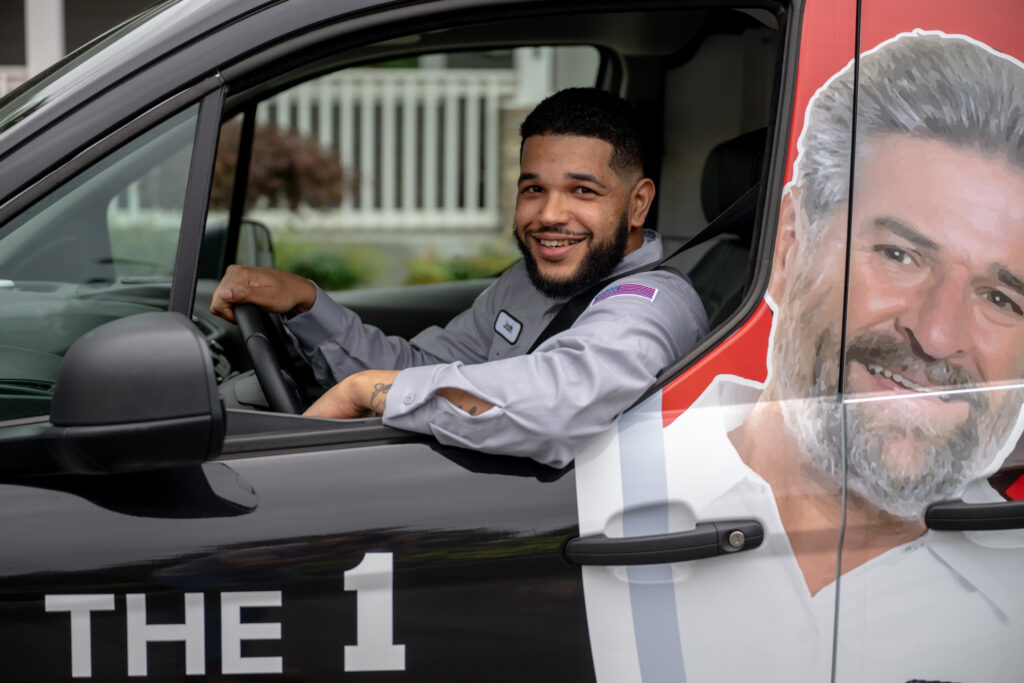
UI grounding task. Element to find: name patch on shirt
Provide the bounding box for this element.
[494,309,523,344]
[591,283,659,305]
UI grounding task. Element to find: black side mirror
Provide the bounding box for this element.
[0,312,224,476]
[237,219,274,268]
[197,219,273,280]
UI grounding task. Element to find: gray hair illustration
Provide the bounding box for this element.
[794,31,1024,239]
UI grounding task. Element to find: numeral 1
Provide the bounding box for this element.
[344,552,405,671]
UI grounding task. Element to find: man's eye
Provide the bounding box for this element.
[520,185,542,194]
[983,289,1024,316]
[875,245,914,266]
[573,186,596,195]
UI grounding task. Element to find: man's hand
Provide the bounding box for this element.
[305,370,400,419]
[210,265,318,323]
[304,370,495,419]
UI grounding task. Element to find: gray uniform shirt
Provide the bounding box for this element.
[285,229,708,467]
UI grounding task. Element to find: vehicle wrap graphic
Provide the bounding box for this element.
[578,0,1024,680]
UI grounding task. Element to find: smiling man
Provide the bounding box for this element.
[212,88,708,466]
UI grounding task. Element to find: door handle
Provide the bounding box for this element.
[564,520,763,566]
[925,499,1024,531]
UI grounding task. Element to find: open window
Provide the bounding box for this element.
[194,3,789,438]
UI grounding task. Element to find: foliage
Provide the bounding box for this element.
[274,241,382,291]
[405,248,519,285]
[211,121,354,211]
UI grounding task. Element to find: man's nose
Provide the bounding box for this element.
[899,267,970,362]
[538,192,569,226]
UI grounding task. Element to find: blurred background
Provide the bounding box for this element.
[1,0,152,91]
[0,1,598,289]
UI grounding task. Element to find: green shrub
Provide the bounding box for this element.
[274,243,380,290]
[405,248,519,285]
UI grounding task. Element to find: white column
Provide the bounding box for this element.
[358,77,376,216]
[442,82,459,214]
[511,46,554,108]
[463,81,481,213]
[25,0,65,77]
[380,77,397,218]
[400,77,418,215]
[422,79,439,213]
[484,81,501,224]
[339,75,355,219]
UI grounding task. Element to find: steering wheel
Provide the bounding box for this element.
[233,303,304,414]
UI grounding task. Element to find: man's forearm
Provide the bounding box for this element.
[304,369,399,418]
[303,369,492,419]
[435,387,494,416]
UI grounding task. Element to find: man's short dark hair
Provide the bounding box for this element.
[520,88,645,175]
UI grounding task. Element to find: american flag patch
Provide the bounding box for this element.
[591,283,659,305]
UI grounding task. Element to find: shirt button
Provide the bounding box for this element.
[403,393,414,405]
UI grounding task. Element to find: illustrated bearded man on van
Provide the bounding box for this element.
[578,30,1024,683]
[730,31,1024,592]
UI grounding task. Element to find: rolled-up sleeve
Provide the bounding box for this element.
[382,272,707,467]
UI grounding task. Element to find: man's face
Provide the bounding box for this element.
[774,135,1024,518]
[514,134,643,298]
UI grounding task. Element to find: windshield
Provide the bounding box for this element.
[0,0,214,134]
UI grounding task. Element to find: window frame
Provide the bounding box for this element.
[202,1,798,456]
[0,79,225,428]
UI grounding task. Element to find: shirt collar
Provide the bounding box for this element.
[610,228,664,277]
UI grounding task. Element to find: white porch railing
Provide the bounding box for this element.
[252,68,519,231]
[110,68,522,233]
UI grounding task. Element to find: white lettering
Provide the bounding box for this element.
[125,593,205,676]
[45,594,115,678]
[221,591,283,674]
[344,552,405,671]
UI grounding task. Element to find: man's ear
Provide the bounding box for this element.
[767,186,803,303]
[628,177,656,228]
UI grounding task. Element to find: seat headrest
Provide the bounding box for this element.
[700,128,767,223]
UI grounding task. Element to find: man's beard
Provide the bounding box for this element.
[769,268,1023,520]
[514,217,630,299]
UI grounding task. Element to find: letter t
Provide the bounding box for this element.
[45,594,116,678]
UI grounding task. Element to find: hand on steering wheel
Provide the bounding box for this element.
[233,303,304,414]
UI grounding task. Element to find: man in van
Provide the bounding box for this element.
[212,88,708,467]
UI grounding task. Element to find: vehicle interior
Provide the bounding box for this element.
[198,5,784,412]
[0,3,785,424]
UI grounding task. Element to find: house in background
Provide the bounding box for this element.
[1,0,153,94]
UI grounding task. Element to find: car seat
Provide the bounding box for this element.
[686,128,766,327]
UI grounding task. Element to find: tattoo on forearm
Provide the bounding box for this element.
[370,382,392,415]
[455,402,478,415]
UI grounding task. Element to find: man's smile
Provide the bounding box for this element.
[864,362,951,400]
[530,231,588,260]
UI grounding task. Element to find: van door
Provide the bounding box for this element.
[834,2,1024,681]
[572,0,861,680]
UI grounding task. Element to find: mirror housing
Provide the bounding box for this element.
[197,218,274,280]
[0,312,224,475]
[236,219,274,268]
